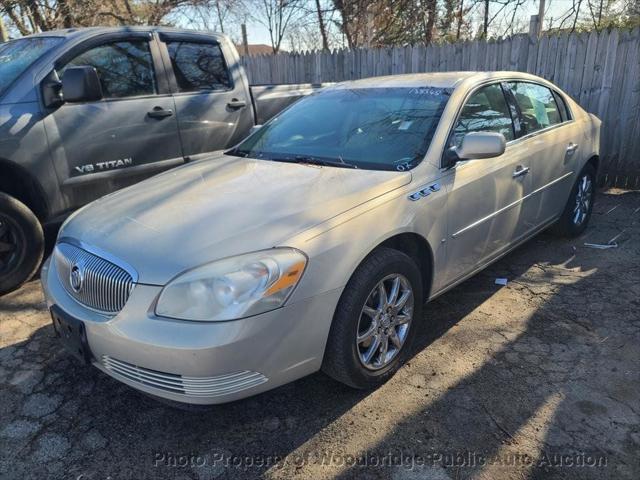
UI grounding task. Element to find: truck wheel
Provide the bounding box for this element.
[322,248,423,389]
[0,192,44,295]
[551,163,596,238]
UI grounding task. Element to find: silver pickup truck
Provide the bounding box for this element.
[0,26,323,294]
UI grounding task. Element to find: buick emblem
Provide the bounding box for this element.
[69,262,84,293]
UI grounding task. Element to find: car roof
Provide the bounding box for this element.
[21,26,226,42]
[333,71,547,89]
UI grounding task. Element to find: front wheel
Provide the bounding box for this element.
[0,192,44,295]
[551,163,596,238]
[322,248,423,389]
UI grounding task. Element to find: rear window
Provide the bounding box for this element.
[0,37,62,96]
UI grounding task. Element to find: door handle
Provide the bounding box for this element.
[227,98,247,109]
[512,165,530,178]
[147,107,173,119]
[566,143,579,155]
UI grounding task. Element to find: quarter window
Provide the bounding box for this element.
[553,90,571,121]
[61,40,156,99]
[508,82,562,133]
[452,83,515,147]
[166,41,231,92]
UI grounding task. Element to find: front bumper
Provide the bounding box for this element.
[41,256,341,404]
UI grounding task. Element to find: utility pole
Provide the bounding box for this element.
[241,23,249,56]
[0,16,8,42]
[537,0,546,36]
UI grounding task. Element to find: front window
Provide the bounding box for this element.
[228,87,450,171]
[0,37,62,97]
[60,40,157,99]
[452,83,515,147]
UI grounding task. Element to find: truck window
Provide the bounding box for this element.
[166,41,231,92]
[60,41,157,99]
[0,37,62,97]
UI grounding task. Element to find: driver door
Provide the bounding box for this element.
[43,33,184,209]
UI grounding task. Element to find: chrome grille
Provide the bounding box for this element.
[102,356,268,397]
[54,242,134,314]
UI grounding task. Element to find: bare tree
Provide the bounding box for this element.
[168,0,247,33]
[0,0,197,35]
[248,0,302,53]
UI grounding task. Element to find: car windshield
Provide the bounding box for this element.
[0,37,62,97]
[227,86,451,171]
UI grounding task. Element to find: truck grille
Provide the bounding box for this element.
[54,242,134,314]
[101,356,268,397]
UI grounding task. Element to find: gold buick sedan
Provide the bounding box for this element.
[42,72,600,404]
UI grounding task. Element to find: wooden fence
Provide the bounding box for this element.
[241,28,640,186]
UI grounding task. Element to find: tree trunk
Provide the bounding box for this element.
[456,0,464,39]
[58,0,74,28]
[315,0,329,50]
[425,0,437,44]
[483,0,489,37]
[215,0,225,33]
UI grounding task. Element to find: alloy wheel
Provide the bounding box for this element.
[573,174,593,225]
[356,273,414,370]
[0,215,20,274]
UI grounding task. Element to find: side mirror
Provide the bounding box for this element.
[456,131,506,160]
[61,66,103,103]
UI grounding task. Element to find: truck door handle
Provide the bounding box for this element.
[227,98,247,109]
[512,165,530,178]
[566,143,579,155]
[147,107,173,119]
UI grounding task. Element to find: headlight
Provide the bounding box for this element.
[155,248,307,321]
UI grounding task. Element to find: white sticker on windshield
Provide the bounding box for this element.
[409,87,443,96]
[398,121,412,130]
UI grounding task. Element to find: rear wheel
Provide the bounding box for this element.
[322,248,423,389]
[0,192,44,295]
[551,163,596,238]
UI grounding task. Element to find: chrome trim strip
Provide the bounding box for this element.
[101,356,268,397]
[430,214,561,302]
[452,170,574,238]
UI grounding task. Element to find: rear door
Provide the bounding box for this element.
[441,82,534,284]
[506,82,580,226]
[43,32,183,209]
[157,32,254,160]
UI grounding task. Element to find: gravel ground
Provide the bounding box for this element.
[1,189,639,480]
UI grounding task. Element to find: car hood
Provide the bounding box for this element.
[60,153,411,285]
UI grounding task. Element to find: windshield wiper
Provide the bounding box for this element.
[276,155,358,169]
[225,147,251,158]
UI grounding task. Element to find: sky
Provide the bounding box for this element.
[182,0,594,52]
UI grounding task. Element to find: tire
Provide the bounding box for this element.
[322,247,423,389]
[0,192,44,295]
[550,163,596,238]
